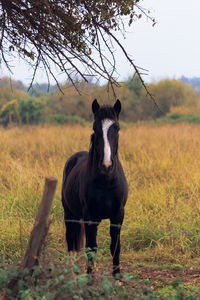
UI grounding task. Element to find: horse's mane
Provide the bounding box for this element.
[89,133,95,151]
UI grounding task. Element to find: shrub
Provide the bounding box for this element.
[45,114,67,124]
[159,113,200,124]
[46,114,86,125]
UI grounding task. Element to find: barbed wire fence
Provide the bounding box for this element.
[2,210,200,268]
[1,176,200,270]
[0,215,123,266]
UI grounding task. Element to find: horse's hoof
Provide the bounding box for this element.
[86,268,95,285]
[113,266,121,278]
[87,266,93,274]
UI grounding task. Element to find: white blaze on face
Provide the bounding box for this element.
[102,119,114,168]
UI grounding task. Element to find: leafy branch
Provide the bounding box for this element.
[0,1,153,83]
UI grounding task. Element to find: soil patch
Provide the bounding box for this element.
[122,265,200,286]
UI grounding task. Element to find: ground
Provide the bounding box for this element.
[122,265,200,286]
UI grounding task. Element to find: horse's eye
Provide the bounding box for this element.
[113,123,120,131]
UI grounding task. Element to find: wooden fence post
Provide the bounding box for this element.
[21,176,58,269]
[5,176,57,299]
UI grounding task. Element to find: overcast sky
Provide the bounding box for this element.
[124,0,200,82]
[1,0,200,85]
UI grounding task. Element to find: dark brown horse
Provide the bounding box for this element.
[62,99,128,275]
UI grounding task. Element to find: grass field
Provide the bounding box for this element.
[1,123,200,297]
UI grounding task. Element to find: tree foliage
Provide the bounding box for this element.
[126,73,143,98]
[138,79,200,119]
[0,77,46,125]
[0,97,45,126]
[0,0,154,88]
[0,76,199,126]
[0,76,25,90]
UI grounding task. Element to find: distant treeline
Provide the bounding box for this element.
[180,76,200,93]
[0,75,200,126]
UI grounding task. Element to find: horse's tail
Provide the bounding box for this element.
[64,210,85,252]
[71,219,85,252]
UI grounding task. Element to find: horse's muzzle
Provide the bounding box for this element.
[100,161,113,174]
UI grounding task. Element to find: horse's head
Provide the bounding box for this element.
[91,99,121,175]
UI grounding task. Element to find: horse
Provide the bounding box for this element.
[61,99,128,276]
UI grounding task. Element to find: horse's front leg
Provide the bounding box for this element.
[85,222,98,274]
[110,211,124,276]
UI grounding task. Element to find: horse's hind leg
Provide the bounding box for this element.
[85,222,98,274]
[110,212,124,276]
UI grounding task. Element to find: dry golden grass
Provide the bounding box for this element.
[171,105,200,115]
[1,123,200,267]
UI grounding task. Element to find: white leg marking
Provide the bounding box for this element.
[102,119,114,168]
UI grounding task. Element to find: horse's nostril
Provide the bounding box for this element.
[104,161,112,169]
[100,162,113,174]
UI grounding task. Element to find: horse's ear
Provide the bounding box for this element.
[113,99,121,118]
[92,99,100,115]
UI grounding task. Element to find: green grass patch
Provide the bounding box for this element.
[159,113,200,124]
[1,124,200,288]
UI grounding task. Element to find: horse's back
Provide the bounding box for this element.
[62,151,88,216]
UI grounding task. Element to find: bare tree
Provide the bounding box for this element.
[0,0,155,93]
